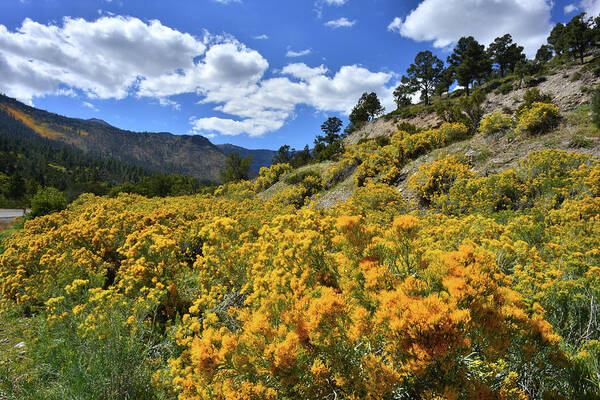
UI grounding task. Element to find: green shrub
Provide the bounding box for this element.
[397,121,419,134]
[593,87,600,129]
[516,102,560,135]
[479,111,515,136]
[570,133,593,148]
[495,82,513,95]
[486,79,502,93]
[435,90,485,133]
[30,187,67,217]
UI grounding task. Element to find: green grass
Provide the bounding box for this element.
[570,133,593,148]
[0,306,173,400]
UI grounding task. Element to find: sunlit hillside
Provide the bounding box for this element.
[2,6,600,400]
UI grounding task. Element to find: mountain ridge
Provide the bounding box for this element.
[0,94,265,182]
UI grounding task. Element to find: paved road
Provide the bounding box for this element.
[0,209,26,223]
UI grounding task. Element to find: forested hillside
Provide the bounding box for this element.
[0,94,227,182]
[0,109,211,208]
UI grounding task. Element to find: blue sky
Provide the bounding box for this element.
[0,0,597,150]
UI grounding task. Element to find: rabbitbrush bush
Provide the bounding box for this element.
[2,150,600,399]
[478,111,515,136]
[516,102,560,135]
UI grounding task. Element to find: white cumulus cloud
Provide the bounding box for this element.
[325,17,356,28]
[0,16,207,102]
[580,0,600,15]
[388,0,553,57]
[191,65,395,137]
[281,63,328,80]
[0,16,395,138]
[286,48,312,58]
[564,4,579,13]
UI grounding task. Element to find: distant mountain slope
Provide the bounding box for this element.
[0,109,156,199]
[0,95,227,182]
[217,143,276,175]
[86,118,113,127]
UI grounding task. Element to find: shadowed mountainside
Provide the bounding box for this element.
[0,94,228,182]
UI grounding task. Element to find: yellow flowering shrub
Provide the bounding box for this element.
[516,102,560,135]
[337,182,408,224]
[323,140,378,187]
[409,154,477,204]
[2,147,600,398]
[479,111,515,136]
[269,173,323,208]
[437,150,595,214]
[355,123,469,186]
[254,163,292,192]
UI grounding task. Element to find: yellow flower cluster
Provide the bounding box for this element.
[409,154,477,204]
[479,111,515,136]
[516,102,560,135]
[354,123,469,186]
[254,163,292,192]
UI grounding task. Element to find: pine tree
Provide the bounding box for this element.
[447,36,491,96]
[566,13,595,64]
[487,34,525,77]
[403,51,444,105]
[219,152,252,183]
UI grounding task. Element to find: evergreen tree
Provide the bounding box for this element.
[6,171,25,199]
[535,44,554,64]
[447,36,491,96]
[487,34,525,77]
[548,23,568,56]
[393,80,413,108]
[566,13,595,64]
[272,145,293,164]
[349,92,385,128]
[219,152,253,183]
[402,51,444,105]
[514,60,534,88]
[318,117,343,144]
[434,68,454,98]
[314,117,344,161]
[291,145,312,168]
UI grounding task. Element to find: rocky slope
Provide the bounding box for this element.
[312,61,600,208]
[345,62,600,146]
